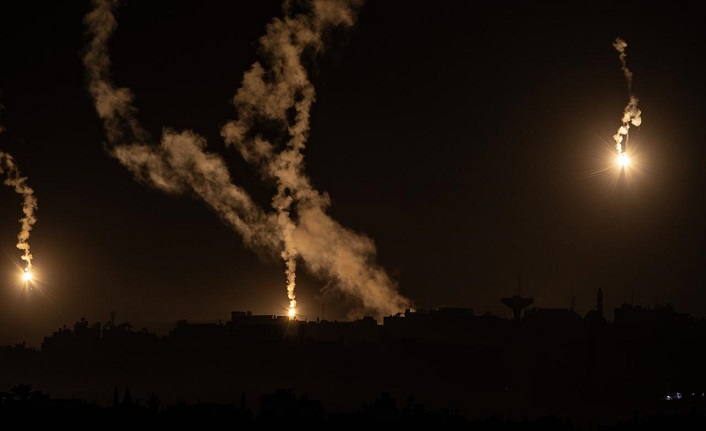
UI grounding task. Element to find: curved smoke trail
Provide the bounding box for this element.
[612,37,642,156]
[82,0,280,251]
[83,0,412,320]
[1,123,38,273]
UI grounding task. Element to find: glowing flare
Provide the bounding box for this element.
[0,149,38,271]
[22,269,33,282]
[612,38,641,169]
[617,153,630,168]
[82,0,413,322]
[288,306,296,318]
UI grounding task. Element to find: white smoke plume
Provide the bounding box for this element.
[0,125,39,271]
[612,37,642,155]
[83,0,412,319]
[82,0,280,253]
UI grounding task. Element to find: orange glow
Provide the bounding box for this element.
[288,307,296,318]
[22,268,33,282]
[617,153,630,168]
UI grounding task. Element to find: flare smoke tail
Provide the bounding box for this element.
[0,147,38,271]
[82,0,279,253]
[612,37,642,156]
[83,0,412,319]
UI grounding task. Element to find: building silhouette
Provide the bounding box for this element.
[0,289,704,427]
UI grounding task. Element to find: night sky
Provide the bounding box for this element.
[1,0,705,348]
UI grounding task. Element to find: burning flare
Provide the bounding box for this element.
[22,268,33,282]
[612,37,642,167]
[616,152,630,168]
[1,123,38,274]
[82,0,412,321]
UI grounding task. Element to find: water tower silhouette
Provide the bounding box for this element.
[501,273,533,322]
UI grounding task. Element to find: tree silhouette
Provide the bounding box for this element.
[122,387,132,406]
[11,383,33,401]
[147,392,160,412]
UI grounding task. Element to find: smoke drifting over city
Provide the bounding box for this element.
[2,0,705,360]
[82,0,411,320]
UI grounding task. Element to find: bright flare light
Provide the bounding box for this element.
[617,153,630,168]
[22,269,33,282]
[288,307,296,318]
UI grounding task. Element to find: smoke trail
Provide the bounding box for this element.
[220,0,411,318]
[612,37,642,156]
[83,0,411,319]
[0,127,38,272]
[83,0,280,252]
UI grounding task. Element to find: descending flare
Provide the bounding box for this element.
[617,152,630,168]
[22,268,33,282]
[1,128,39,273]
[0,152,38,271]
[83,0,412,321]
[612,37,642,164]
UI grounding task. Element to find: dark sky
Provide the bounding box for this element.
[1,0,705,347]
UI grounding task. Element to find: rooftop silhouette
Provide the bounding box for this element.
[2,292,705,427]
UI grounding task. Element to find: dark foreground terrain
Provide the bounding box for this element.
[2,304,705,428]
